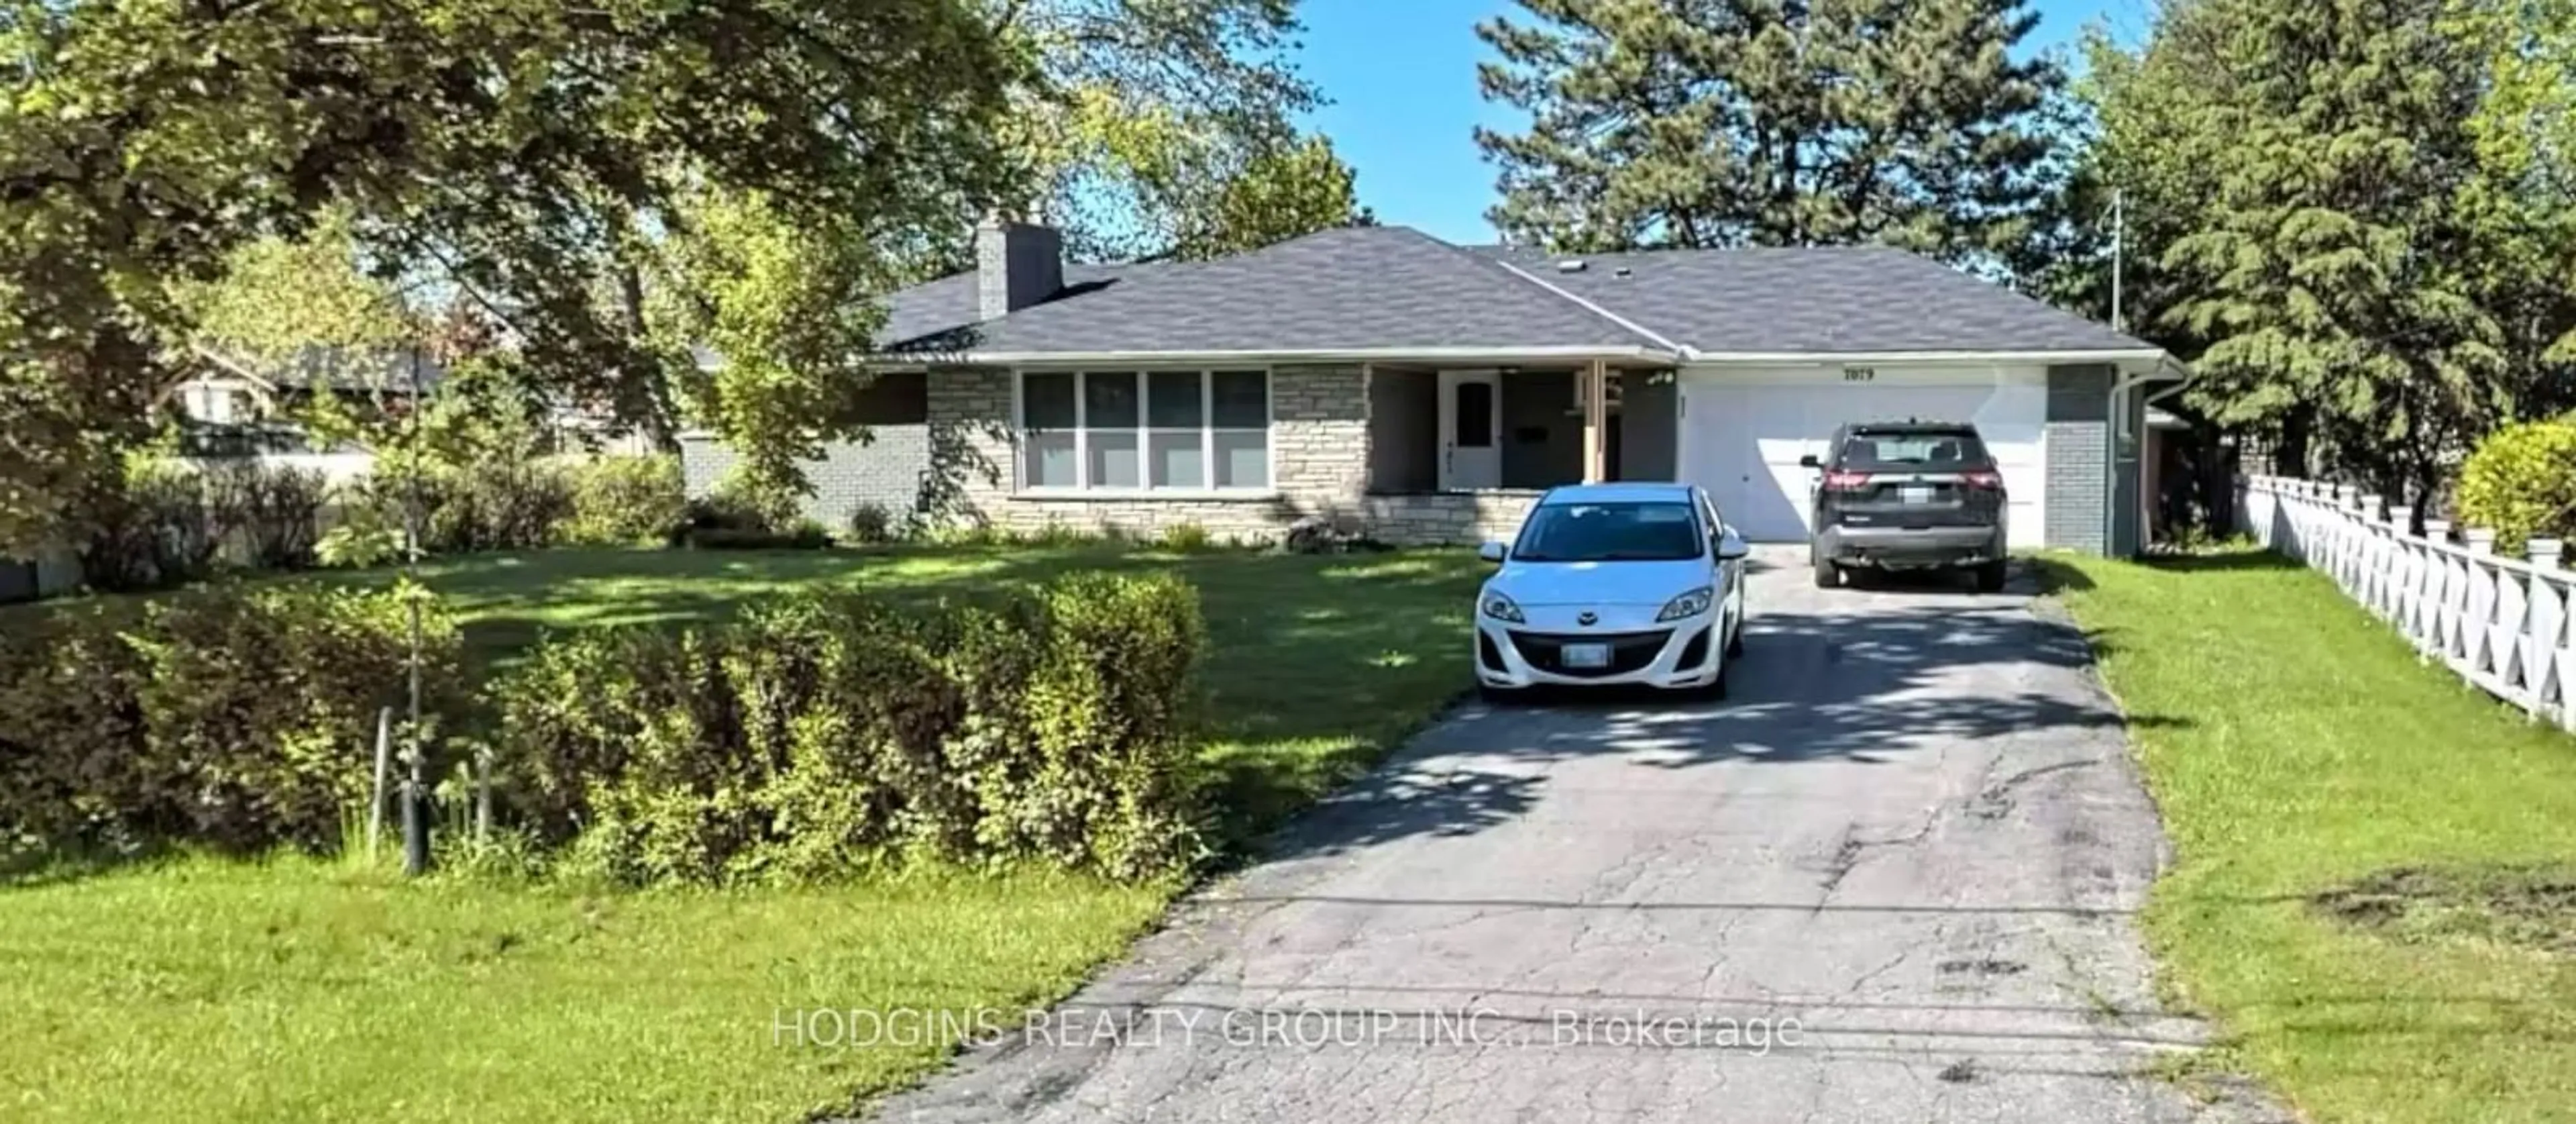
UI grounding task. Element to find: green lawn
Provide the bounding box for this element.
[2051,550,2576,1123]
[3,544,1488,1123]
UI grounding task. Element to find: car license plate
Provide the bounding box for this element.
[1561,642,1612,669]
[1901,484,1933,504]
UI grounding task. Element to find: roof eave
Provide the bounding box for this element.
[879,345,1685,366]
[1680,347,2171,366]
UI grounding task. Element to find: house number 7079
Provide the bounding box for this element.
[1842,367,1876,382]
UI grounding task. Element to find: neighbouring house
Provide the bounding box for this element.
[166,345,649,476]
[165,346,452,482]
[679,221,2188,554]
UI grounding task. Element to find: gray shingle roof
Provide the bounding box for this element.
[882,226,1660,356]
[1469,244,2152,354]
[869,227,2154,360]
[199,344,447,392]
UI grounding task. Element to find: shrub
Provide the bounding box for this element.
[0,582,464,854]
[315,501,406,569]
[563,455,686,546]
[971,573,1208,878]
[205,460,329,570]
[424,459,575,553]
[355,458,574,556]
[706,469,802,532]
[1158,521,1214,553]
[0,599,149,849]
[77,459,224,592]
[847,501,898,545]
[2455,420,2576,552]
[488,573,1207,884]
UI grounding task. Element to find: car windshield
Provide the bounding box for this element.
[1511,501,1703,562]
[1840,430,1989,470]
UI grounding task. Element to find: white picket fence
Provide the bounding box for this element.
[2239,474,2576,727]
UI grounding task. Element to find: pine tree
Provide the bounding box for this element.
[1472,0,2064,264]
[2161,0,2522,499]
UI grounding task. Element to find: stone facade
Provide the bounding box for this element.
[683,363,1606,546]
[1358,491,1542,547]
[930,364,1384,544]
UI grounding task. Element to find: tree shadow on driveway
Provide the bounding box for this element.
[1254,595,2188,865]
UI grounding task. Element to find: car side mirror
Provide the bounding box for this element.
[1796,453,1822,470]
[1477,540,1508,564]
[1715,529,1750,561]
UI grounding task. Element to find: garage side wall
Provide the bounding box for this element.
[2044,364,2112,554]
[678,371,932,531]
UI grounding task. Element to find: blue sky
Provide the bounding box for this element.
[1296,0,2156,244]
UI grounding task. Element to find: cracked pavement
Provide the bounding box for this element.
[869,548,2285,1123]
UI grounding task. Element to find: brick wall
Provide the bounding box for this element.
[2044,364,2112,554]
[679,429,932,530]
[677,372,934,531]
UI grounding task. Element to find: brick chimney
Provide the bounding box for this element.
[976,217,1064,322]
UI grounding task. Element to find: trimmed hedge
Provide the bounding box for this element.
[490,572,1207,884]
[0,583,463,853]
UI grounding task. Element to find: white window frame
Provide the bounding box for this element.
[1012,367,1277,497]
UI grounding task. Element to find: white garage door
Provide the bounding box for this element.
[1679,370,2047,547]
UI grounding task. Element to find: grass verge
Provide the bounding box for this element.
[2049,549,2576,1123]
[5,544,1487,1122]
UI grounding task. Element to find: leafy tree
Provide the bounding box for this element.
[646,186,905,491]
[2458,0,2576,209]
[994,0,1366,261]
[1167,135,1370,260]
[0,0,1022,554]
[1471,0,2065,264]
[176,212,419,381]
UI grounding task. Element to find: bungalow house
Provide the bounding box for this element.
[680,221,2184,554]
[166,345,649,473]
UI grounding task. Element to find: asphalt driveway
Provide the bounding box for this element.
[873,547,2280,1123]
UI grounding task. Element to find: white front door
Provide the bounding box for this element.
[1438,370,1502,491]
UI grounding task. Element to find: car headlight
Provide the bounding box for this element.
[1481,591,1525,622]
[1656,586,1715,622]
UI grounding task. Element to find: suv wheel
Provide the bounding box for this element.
[1811,551,1841,589]
[1974,559,2008,593]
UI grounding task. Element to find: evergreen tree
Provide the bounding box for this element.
[2157,0,2545,499]
[1472,0,2065,265]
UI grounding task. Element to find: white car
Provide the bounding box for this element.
[1473,482,1751,701]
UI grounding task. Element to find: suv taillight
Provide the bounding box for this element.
[1960,470,2003,490]
[1822,470,1873,491]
